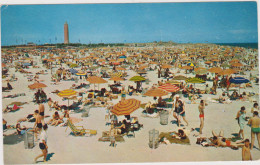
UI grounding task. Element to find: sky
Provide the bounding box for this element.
[1,2,258,45]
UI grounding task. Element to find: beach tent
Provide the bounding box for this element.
[111,99,141,116]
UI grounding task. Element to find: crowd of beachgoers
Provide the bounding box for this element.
[2,43,259,163]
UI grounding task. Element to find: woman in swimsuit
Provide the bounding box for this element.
[198,100,205,134]
[116,120,127,134]
[178,100,189,126]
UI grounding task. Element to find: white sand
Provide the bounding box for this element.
[2,54,260,164]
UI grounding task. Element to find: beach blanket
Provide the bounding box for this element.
[159,132,190,145]
[8,102,28,106]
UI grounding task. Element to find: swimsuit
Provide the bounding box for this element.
[199,114,204,118]
[39,143,46,150]
[40,112,44,116]
[225,140,231,147]
[180,112,185,117]
[252,127,260,133]
[37,123,42,128]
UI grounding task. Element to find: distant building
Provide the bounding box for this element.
[27,42,36,46]
[64,21,69,44]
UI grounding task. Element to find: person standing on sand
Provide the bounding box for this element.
[247,111,260,149]
[38,100,45,125]
[198,100,206,134]
[236,106,247,139]
[242,139,252,161]
[35,124,48,163]
[33,110,42,140]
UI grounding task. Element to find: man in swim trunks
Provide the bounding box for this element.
[248,111,260,149]
[198,100,205,134]
[33,110,42,140]
[38,100,45,125]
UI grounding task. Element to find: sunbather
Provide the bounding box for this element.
[48,111,63,126]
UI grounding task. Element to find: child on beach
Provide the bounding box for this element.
[242,139,252,161]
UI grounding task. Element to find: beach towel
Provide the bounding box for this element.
[159,132,190,145]
[13,104,20,111]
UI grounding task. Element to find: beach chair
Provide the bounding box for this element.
[65,119,97,136]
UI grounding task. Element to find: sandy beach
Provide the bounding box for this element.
[2,44,259,164]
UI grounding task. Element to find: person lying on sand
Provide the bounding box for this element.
[209,136,246,149]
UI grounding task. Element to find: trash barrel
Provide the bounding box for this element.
[81,105,90,117]
[24,131,34,149]
[160,110,169,125]
[149,129,159,149]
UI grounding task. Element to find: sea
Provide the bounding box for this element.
[215,43,258,49]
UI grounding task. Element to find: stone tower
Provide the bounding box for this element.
[64,21,69,44]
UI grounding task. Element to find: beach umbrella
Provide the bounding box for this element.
[109,76,124,81]
[23,63,31,66]
[218,69,236,76]
[161,64,172,69]
[195,69,208,75]
[119,55,127,59]
[165,80,182,85]
[208,67,223,74]
[185,77,205,88]
[116,67,126,71]
[158,84,180,92]
[57,89,78,107]
[144,88,168,97]
[28,82,47,89]
[70,64,78,68]
[187,62,194,67]
[230,77,250,94]
[69,68,78,74]
[75,72,87,76]
[129,76,146,90]
[111,99,141,116]
[232,63,243,67]
[87,76,108,90]
[129,76,146,82]
[172,75,187,81]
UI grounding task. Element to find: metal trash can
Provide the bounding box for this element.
[149,129,159,149]
[160,110,169,125]
[24,131,34,149]
[81,105,90,117]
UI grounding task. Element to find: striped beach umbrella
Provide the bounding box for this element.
[185,77,205,83]
[75,72,87,76]
[57,89,77,97]
[158,84,180,93]
[144,88,168,97]
[57,89,77,107]
[111,99,141,116]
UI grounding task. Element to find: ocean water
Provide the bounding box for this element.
[215,43,258,49]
